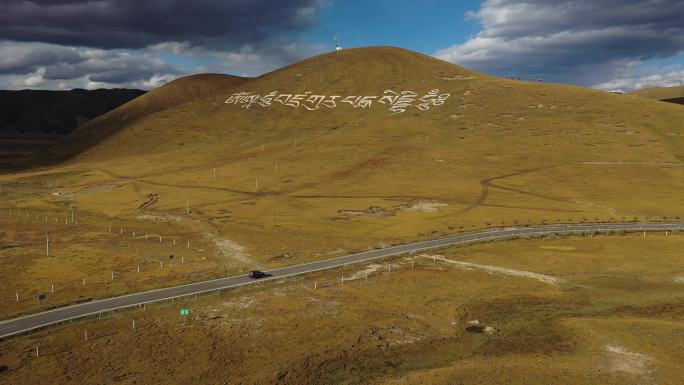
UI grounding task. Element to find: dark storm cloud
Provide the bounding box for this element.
[436,0,684,86]
[0,0,322,49]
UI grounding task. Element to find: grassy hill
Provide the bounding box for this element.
[632,84,684,101]
[1,46,684,312]
[25,74,248,168]
[0,88,144,169]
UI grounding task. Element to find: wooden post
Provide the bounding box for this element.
[15,292,18,302]
[83,277,86,286]
[51,284,54,293]
[132,320,136,329]
[84,330,88,341]
[35,346,39,357]
[46,233,49,256]
[186,200,189,214]
[314,281,317,290]
[213,167,216,182]
[137,265,140,273]
[187,241,190,249]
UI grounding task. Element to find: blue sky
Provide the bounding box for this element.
[308,0,482,53]
[0,0,683,92]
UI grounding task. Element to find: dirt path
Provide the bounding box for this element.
[422,254,563,285]
[137,211,257,268]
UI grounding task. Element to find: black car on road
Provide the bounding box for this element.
[248,270,268,279]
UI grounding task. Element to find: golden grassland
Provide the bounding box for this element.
[2,47,684,314]
[1,233,682,385]
[632,84,684,100]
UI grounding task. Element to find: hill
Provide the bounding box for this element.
[44,73,248,166]
[1,46,684,296]
[0,88,144,169]
[632,84,684,101]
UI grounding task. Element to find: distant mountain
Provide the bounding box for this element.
[0,88,145,169]
[662,97,684,106]
[631,85,684,101]
[0,88,145,135]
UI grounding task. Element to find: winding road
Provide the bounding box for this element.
[0,222,681,339]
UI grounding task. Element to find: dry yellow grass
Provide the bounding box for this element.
[632,84,684,100]
[1,233,681,385]
[2,46,684,313]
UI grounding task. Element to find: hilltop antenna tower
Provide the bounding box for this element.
[333,34,342,51]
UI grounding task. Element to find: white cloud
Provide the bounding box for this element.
[22,67,46,87]
[435,0,684,85]
[593,67,684,92]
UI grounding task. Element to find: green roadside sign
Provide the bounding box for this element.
[180,309,189,316]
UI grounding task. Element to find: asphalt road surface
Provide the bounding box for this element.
[1,222,681,339]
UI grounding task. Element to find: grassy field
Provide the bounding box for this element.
[2,47,684,314]
[1,233,682,385]
[632,84,684,100]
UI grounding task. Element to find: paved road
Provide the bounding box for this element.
[1,222,681,339]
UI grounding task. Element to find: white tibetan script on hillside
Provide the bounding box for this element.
[224,89,450,115]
